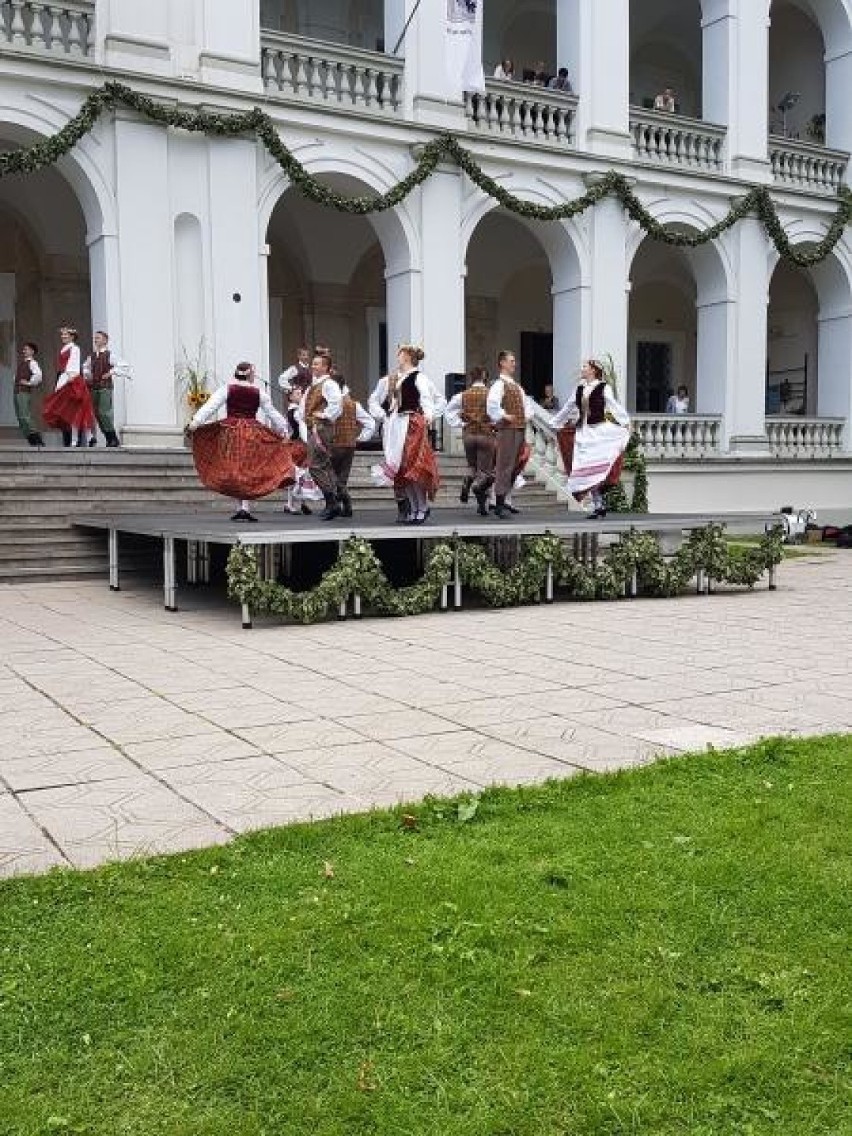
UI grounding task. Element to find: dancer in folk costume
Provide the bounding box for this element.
[12,341,44,447]
[549,359,630,518]
[82,330,129,448]
[188,362,294,522]
[486,350,534,519]
[298,351,343,521]
[444,367,495,516]
[369,345,440,525]
[278,351,319,514]
[330,382,375,517]
[42,327,96,448]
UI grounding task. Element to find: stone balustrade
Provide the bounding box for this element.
[0,0,92,55]
[631,415,723,459]
[630,107,726,170]
[765,416,846,459]
[261,32,403,114]
[768,136,849,194]
[465,80,578,145]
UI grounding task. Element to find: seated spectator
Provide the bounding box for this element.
[530,60,549,85]
[654,87,677,112]
[666,385,690,414]
[494,58,515,80]
[548,68,573,93]
[541,384,560,412]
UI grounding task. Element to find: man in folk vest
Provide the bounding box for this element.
[486,350,533,519]
[331,383,374,517]
[83,330,122,447]
[444,367,495,516]
[298,351,343,520]
[13,341,44,447]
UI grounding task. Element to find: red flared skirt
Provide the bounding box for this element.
[43,376,96,433]
[192,418,295,500]
[394,413,441,500]
[514,440,532,483]
[290,440,308,468]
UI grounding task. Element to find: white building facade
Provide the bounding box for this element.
[0,0,851,511]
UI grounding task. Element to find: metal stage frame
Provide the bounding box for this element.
[73,508,781,628]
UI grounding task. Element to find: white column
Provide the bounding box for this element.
[826,47,852,184]
[817,312,852,447]
[200,0,261,91]
[557,0,631,160]
[585,184,629,381]
[385,0,406,54]
[113,116,178,445]
[696,298,734,415]
[385,266,421,361]
[726,216,770,452]
[207,138,267,388]
[403,0,468,128]
[702,0,771,182]
[552,284,585,403]
[420,165,465,396]
[96,0,173,74]
[87,231,127,429]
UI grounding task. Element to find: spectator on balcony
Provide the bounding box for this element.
[494,59,515,80]
[548,68,573,94]
[541,384,560,412]
[529,61,549,86]
[654,87,677,113]
[666,385,690,414]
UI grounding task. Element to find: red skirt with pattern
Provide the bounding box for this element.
[394,413,441,500]
[192,418,295,499]
[42,376,96,433]
[514,440,532,483]
[290,440,308,468]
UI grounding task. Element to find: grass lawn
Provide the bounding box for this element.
[1,736,850,1136]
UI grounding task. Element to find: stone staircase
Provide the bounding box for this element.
[0,446,560,583]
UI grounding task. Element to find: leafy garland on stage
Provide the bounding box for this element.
[225,524,783,624]
[1,81,849,269]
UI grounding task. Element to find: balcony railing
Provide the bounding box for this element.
[465,80,578,146]
[0,0,92,56]
[630,107,726,171]
[632,415,723,459]
[768,136,849,194]
[766,416,846,458]
[261,32,403,114]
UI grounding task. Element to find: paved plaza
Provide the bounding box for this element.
[0,553,849,877]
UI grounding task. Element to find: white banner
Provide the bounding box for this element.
[445,0,485,97]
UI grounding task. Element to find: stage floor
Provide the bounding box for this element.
[71,507,781,625]
[74,507,778,547]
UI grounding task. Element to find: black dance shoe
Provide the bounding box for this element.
[230,509,255,523]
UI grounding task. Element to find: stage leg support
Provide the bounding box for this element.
[200,541,210,584]
[769,564,777,591]
[453,541,462,610]
[187,540,198,585]
[163,536,177,612]
[241,602,252,630]
[545,560,554,604]
[337,542,348,620]
[108,527,120,591]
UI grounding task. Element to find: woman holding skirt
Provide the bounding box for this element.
[188,362,294,522]
[549,359,630,518]
[42,327,96,447]
[369,345,440,525]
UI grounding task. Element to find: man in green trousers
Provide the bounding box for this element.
[14,341,44,447]
[84,330,122,447]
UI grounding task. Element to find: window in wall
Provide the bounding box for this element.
[635,341,673,413]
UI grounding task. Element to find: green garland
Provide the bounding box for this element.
[1,81,849,268]
[225,524,783,624]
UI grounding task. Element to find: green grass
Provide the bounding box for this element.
[1,736,850,1136]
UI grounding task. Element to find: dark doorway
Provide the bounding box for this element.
[520,332,553,400]
[635,341,673,412]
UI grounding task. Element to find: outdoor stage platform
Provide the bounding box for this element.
[74,507,781,628]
